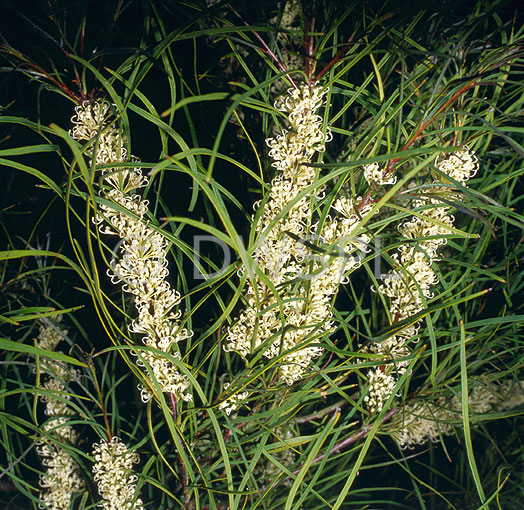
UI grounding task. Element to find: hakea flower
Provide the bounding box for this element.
[92,437,144,510]
[225,85,365,385]
[35,318,85,510]
[392,379,524,449]
[218,382,249,416]
[225,86,376,386]
[364,147,478,413]
[363,162,397,186]
[71,99,192,403]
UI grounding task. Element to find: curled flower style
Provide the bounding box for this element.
[436,146,478,185]
[218,382,249,415]
[363,162,397,186]
[35,319,84,510]
[365,147,478,412]
[71,99,192,403]
[392,379,524,449]
[92,437,144,510]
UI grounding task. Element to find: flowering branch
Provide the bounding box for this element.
[70,99,193,404]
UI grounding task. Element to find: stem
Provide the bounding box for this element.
[88,359,112,440]
[295,400,348,424]
[169,393,192,510]
[293,408,398,476]
[314,35,354,84]
[251,30,298,90]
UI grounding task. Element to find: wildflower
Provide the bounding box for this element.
[35,319,84,509]
[71,99,192,403]
[366,147,478,412]
[92,437,144,510]
[225,85,336,383]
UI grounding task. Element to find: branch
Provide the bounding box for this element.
[169,393,191,510]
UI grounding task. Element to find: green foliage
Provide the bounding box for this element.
[1,1,523,509]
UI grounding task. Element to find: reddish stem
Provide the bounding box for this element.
[356,79,479,213]
[314,35,354,84]
[252,30,298,90]
[169,393,192,510]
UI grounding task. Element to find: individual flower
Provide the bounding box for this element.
[71,99,192,403]
[92,437,144,510]
[436,146,478,185]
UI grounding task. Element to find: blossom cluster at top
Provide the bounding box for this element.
[225,84,374,388]
[393,379,524,449]
[92,436,144,510]
[35,318,85,510]
[71,100,192,403]
[364,148,478,413]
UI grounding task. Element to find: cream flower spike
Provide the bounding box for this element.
[365,146,479,413]
[225,84,333,384]
[92,437,144,510]
[71,99,192,403]
[35,318,85,510]
[393,379,524,449]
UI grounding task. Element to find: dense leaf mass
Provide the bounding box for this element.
[1,1,523,509]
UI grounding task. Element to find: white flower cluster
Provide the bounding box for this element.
[363,162,397,186]
[225,85,364,385]
[71,100,192,403]
[38,446,85,510]
[364,147,478,413]
[35,318,85,510]
[92,437,144,510]
[437,147,478,185]
[218,382,249,415]
[393,379,524,449]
